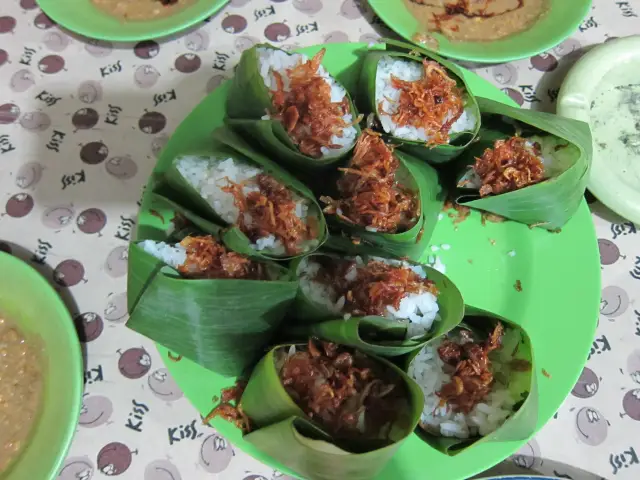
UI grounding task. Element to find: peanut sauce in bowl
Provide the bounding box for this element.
[0,318,44,473]
[91,0,195,22]
[0,252,82,479]
[403,0,548,42]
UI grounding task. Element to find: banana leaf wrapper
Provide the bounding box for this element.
[226,43,361,172]
[126,230,298,377]
[323,148,444,263]
[358,39,480,165]
[157,126,328,261]
[240,343,423,480]
[285,253,464,357]
[404,306,537,455]
[455,96,592,230]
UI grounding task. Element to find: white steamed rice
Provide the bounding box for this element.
[297,255,440,338]
[375,55,477,143]
[257,47,358,158]
[408,338,516,439]
[176,154,314,255]
[140,240,186,268]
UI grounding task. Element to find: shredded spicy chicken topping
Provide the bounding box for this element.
[222,174,316,255]
[269,48,360,158]
[436,322,504,414]
[178,235,267,280]
[312,256,439,317]
[203,381,251,432]
[473,136,545,197]
[279,339,405,439]
[380,60,465,146]
[321,130,419,233]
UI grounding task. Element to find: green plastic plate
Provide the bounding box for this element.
[133,43,600,480]
[368,0,592,63]
[37,0,228,42]
[0,252,83,480]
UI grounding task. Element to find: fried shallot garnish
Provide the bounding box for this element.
[379,60,465,147]
[473,136,545,197]
[279,339,405,440]
[310,256,439,317]
[321,130,419,233]
[436,322,504,414]
[222,174,315,255]
[269,48,360,158]
[203,381,251,432]
[178,235,267,280]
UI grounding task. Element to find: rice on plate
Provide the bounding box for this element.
[176,154,320,256]
[409,323,518,439]
[297,254,441,338]
[139,235,271,280]
[375,55,477,144]
[258,47,359,159]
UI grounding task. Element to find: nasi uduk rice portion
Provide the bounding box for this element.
[321,130,420,233]
[409,322,518,439]
[461,136,546,197]
[176,155,320,256]
[276,339,409,442]
[375,55,477,146]
[298,255,440,337]
[140,235,270,280]
[259,47,360,159]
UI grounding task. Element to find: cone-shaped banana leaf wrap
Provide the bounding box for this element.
[156,126,328,260]
[225,43,361,172]
[358,39,480,165]
[320,136,444,263]
[455,97,592,230]
[126,230,298,377]
[240,341,423,480]
[285,253,464,357]
[404,308,537,455]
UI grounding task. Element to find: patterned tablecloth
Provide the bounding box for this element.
[1,0,639,479]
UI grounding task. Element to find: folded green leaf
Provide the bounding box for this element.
[406,306,537,455]
[323,148,444,263]
[244,417,399,480]
[226,44,361,171]
[455,96,592,230]
[358,39,480,165]
[285,252,464,356]
[126,241,298,377]
[241,343,423,479]
[156,126,328,260]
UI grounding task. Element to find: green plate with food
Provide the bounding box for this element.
[127,42,600,479]
[368,0,592,63]
[0,251,83,480]
[37,0,228,42]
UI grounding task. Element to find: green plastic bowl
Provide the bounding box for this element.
[0,252,83,480]
[37,0,229,42]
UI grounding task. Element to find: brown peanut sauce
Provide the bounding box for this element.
[0,317,44,473]
[405,0,548,42]
[91,0,194,22]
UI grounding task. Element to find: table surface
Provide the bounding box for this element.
[1,1,639,479]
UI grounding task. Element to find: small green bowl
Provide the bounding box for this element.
[37,0,229,42]
[0,252,83,480]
